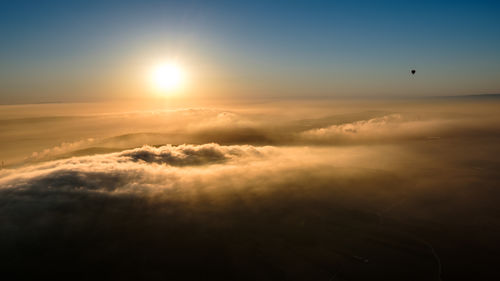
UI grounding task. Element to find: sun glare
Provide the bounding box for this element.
[150,62,186,93]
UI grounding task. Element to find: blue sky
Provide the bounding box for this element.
[1,0,499,102]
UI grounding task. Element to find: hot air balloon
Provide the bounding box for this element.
[411,69,416,75]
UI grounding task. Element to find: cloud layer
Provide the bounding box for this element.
[1,144,272,194]
[1,100,500,280]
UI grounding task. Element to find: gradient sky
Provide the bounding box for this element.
[1,0,500,103]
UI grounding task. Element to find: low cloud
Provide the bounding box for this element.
[299,114,452,144]
[27,138,96,161]
[2,140,499,280]
[0,144,272,193]
[120,143,264,166]
[8,102,500,165]
[2,101,500,280]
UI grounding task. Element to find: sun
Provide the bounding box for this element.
[150,62,186,93]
